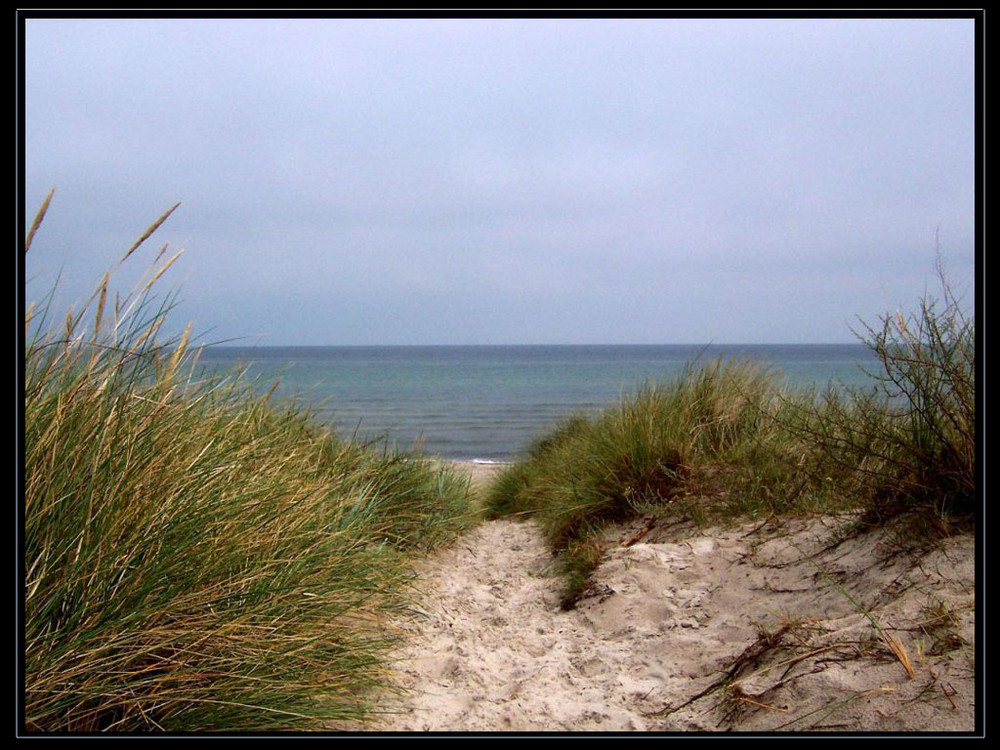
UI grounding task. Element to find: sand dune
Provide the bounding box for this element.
[367,464,976,734]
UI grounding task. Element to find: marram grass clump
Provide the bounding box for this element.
[486,269,975,606]
[484,358,820,607]
[23,193,475,732]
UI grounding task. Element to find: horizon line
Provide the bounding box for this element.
[199,341,869,348]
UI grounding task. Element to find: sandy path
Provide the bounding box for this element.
[377,519,627,731]
[368,463,976,733]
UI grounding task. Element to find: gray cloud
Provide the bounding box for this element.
[24,16,976,345]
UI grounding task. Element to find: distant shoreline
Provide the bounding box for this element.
[441,458,509,489]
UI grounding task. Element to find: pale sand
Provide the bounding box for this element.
[367,462,976,733]
[447,459,511,490]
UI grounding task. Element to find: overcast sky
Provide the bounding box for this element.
[22,16,977,346]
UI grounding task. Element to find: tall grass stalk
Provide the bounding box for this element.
[24,195,474,732]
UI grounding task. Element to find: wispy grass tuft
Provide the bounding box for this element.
[780,254,975,529]
[23,193,475,732]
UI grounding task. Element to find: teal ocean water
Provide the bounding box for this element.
[196,345,882,462]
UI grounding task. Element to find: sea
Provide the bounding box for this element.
[195,344,882,462]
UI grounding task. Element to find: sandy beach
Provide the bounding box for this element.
[366,461,976,733]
